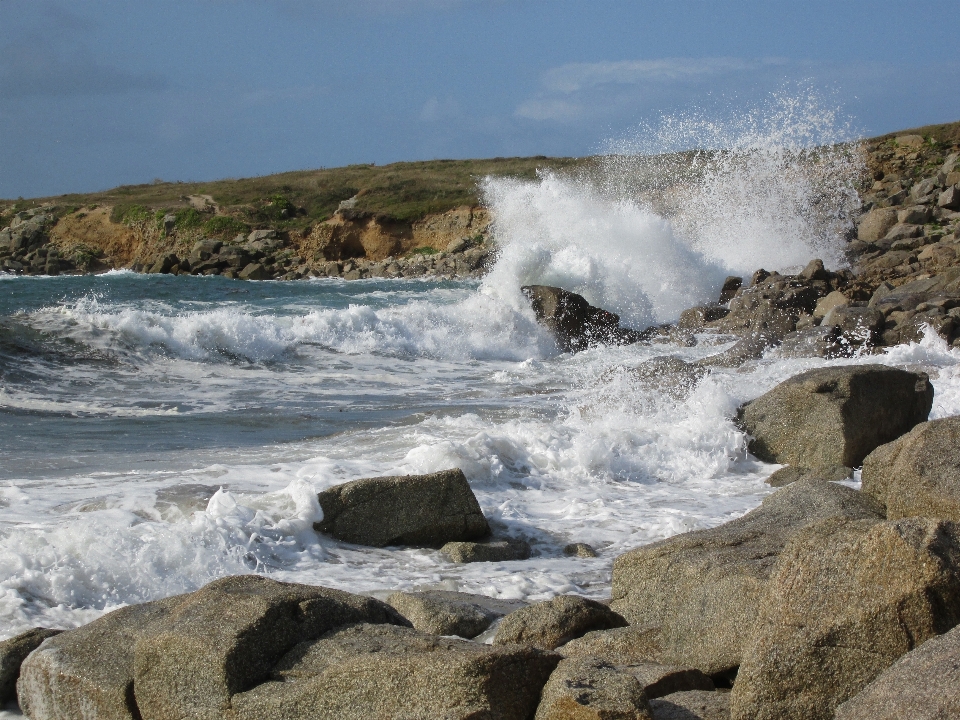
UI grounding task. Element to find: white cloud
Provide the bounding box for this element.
[543,57,788,94]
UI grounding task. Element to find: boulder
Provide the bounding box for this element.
[820,305,884,344]
[238,262,268,280]
[0,628,61,704]
[521,285,642,352]
[765,464,851,487]
[610,480,884,675]
[731,517,960,720]
[718,276,742,304]
[858,207,898,242]
[441,538,531,562]
[939,185,960,210]
[620,663,714,700]
[649,691,730,720]
[677,306,729,331]
[133,576,407,720]
[494,595,628,651]
[535,657,653,720]
[776,326,849,359]
[861,415,960,521]
[386,590,525,638]
[558,625,665,666]
[736,365,933,468]
[834,623,960,720]
[564,542,599,558]
[314,469,490,547]
[18,596,187,720]
[812,289,849,319]
[231,623,561,720]
[897,205,933,225]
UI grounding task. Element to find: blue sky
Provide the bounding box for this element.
[2,0,959,198]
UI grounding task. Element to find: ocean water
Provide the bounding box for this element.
[3,99,960,717]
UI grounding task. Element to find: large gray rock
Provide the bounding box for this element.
[494,595,628,651]
[559,625,666,666]
[649,691,730,720]
[18,597,185,720]
[441,538,531,562]
[231,622,560,720]
[132,575,406,720]
[0,628,61,704]
[386,590,525,638]
[737,365,933,468]
[731,517,960,720]
[862,415,960,521]
[858,207,898,242]
[314,469,490,547]
[834,623,960,719]
[610,480,884,675]
[535,657,653,720]
[521,285,642,352]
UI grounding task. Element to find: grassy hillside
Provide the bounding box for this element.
[1,156,587,234]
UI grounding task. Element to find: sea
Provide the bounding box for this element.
[3,101,960,715]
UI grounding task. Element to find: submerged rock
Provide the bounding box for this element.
[441,538,531,563]
[521,285,643,352]
[231,622,560,720]
[314,469,490,547]
[737,365,933,468]
[732,516,960,720]
[610,480,884,675]
[494,595,628,651]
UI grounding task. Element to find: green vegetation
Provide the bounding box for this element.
[22,156,587,231]
[202,215,249,238]
[410,246,440,255]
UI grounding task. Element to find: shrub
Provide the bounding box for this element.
[410,246,439,256]
[202,215,249,238]
[173,207,203,229]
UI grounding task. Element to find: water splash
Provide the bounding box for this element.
[481,88,864,328]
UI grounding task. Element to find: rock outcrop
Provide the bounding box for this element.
[737,365,933,468]
[17,576,408,720]
[610,480,884,675]
[313,469,490,547]
[861,415,960,521]
[834,623,960,720]
[521,285,644,352]
[535,657,653,720]
[0,628,61,705]
[731,516,960,720]
[494,595,628,651]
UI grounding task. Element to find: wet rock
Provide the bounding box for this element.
[649,690,730,720]
[386,590,525,638]
[627,357,708,396]
[820,304,884,343]
[535,657,653,720]
[441,538,531,562]
[736,365,933,468]
[0,628,61,704]
[558,625,665,666]
[799,258,830,282]
[610,480,884,675]
[861,415,960,521]
[813,289,850,319]
[776,325,850,359]
[238,262,268,280]
[620,663,714,700]
[564,542,598,558]
[132,576,407,720]
[765,464,851,487]
[314,469,490,548]
[494,595,628,651]
[731,516,960,720]
[147,253,179,274]
[834,623,960,720]
[858,208,898,242]
[718,276,742,304]
[231,622,560,720]
[677,306,729,331]
[521,285,642,352]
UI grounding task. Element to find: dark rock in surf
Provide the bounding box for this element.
[441,538,531,563]
[521,285,643,352]
[563,542,598,558]
[610,480,884,675]
[494,595,628,651]
[0,627,61,704]
[731,516,960,720]
[737,365,933,468]
[534,656,654,720]
[718,276,743,304]
[17,575,407,720]
[834,622,960,720]
[386,590,526,638]
[231,623,560,720]
[861,415,960,521]
[314,469,490,548]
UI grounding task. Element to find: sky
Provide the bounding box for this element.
[1,0,959,199]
